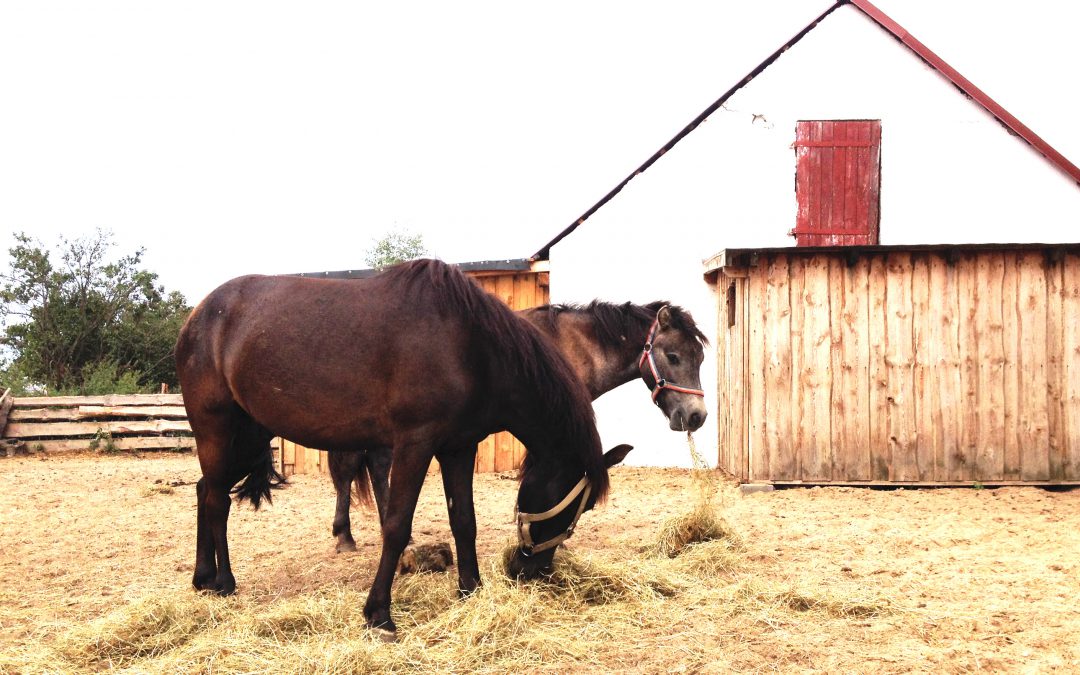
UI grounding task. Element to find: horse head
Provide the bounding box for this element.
[508,444,633,579]
[639,305,708,432]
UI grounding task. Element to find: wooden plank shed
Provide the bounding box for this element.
[708,243,1080,486]
[529,0,1080,473]
[279,259,550,476]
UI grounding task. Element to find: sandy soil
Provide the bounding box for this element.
[1,452,1079,672]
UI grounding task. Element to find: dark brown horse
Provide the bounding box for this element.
[175,259,631,639]
[329,299,708,552]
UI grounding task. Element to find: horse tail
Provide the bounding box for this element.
[229,415,286,509]
[351,459,374,508]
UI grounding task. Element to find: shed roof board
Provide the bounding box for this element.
[532,0,1080,262]
[704,242,1080,278]
[292,258,538,281]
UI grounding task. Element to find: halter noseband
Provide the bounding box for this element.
[515,476,591,555]
[638,307,706,404]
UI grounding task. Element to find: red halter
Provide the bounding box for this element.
[638,308,706,404]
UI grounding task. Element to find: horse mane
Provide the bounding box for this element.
[531,300,709,348]
[381,259,609,501]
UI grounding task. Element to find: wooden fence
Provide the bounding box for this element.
[0,391,195,454]
[711,245,1080,485]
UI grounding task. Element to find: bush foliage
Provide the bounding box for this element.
[0,230,190,395]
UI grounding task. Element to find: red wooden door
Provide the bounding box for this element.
[793,120,881,246]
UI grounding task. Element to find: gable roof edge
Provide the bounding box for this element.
[850,0,1080,186]
[532,0,1080,261]
[530,1,846,261]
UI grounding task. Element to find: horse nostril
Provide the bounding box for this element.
[688,412,704,430]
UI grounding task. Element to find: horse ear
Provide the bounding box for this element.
[657,305,672,330]
[603,444,633,468]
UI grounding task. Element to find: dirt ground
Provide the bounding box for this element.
[2,451,1079,672]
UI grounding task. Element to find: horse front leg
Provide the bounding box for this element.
[437,447,481,597]
[362,446,431,640]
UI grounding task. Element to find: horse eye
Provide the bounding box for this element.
[665,353,680,365]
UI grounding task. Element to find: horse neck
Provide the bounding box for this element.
[492,364,598,471]
[522,308,650,399]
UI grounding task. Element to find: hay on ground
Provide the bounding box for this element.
[648,503,741,558]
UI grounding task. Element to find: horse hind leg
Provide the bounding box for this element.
[329,450,367,553]
[194,472,236,595]
[368,448,414,547]
[192,476,220,591]
[329,448,394,553]
[367,447,392,527]
[192,406,277,595]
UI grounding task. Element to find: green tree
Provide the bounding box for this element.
[0,230,191,394]
[364,229,429,270]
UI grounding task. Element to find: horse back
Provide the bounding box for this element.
[176,274,484,449]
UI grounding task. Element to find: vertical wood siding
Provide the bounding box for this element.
[281,271,549,476]
[718,249,1080,484]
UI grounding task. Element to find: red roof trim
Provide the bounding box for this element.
[850,0,1080,185]
[531,0,1080,261]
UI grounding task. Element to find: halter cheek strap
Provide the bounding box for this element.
[516,476,592,555]
[639,308,706,404]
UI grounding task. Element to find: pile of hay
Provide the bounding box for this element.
[646,432,741,559]
[0,434,899,673]
[649,505,742,561]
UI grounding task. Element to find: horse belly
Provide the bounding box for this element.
[227,341,476,452]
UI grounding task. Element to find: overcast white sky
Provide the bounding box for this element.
[2,0,1077,304]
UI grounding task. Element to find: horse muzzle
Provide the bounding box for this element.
[506,547,553,579]
[668,399,708,432]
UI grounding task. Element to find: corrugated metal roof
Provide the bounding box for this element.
[291,258,535,281]
[532,0,1080,262]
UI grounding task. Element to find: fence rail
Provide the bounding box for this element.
[0,391,195,454]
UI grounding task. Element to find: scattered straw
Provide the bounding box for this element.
[0,446,918,674]
[141,483,175,497]
[725,578,896,622]
[6,540,900,674]
[498,542,681,603]
[56,592,230,669]
[667,538,744,577]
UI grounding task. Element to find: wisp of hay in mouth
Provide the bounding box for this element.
[648,432,740,558]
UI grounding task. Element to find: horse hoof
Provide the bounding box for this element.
[194,584,235,597]
[335,541,358,554]
[193,574,236,596]
[372,627,397,643]
[192,570,216,590]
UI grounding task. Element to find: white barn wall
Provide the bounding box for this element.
[548,4,1080,468]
